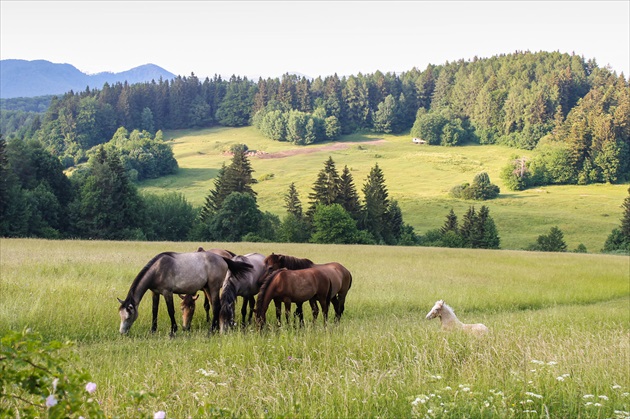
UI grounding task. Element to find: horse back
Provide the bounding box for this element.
[313,262,352,295]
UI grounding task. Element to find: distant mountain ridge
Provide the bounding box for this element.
[0,59,176,99]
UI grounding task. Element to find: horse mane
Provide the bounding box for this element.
[254,269,286,313]
[279,255,315,270]
[125,252,176,302]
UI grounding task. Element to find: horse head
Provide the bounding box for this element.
[179,293,199,331]
[118,297,139,334]
[263,253,283,274]
[425,300,445,320]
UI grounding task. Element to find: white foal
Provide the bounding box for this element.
[425,300,489,334]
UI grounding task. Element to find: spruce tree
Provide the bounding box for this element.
[284,182,303,218]
[200,146,257,221]
[361,163,390,243]
[307,156,341,218]
[459,206,477,248]
[338,165,361,220]
[441,209,459,234]
[476,205,500,249]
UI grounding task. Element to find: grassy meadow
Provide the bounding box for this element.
[1,238,629,418]
[137,126,628,252]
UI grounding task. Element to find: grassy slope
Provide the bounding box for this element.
[1,239,628,417]
[139,126,629,251]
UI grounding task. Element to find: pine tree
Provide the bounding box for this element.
[337,165,361,220]
[476,205,500,249]
[307,157,341,218]
[459,206,477,248]
[200,146,257,221]
[284,182,302,218]
[361,163,390,243]
[440,209,458,234]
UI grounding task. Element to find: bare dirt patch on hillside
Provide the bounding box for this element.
[253,139,386,159]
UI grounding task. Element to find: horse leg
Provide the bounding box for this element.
[240,297,248,328]
[274,299,282,326]
[164,293,178,336]
[331,295,341,322]
[335,294,346,322]
[246,297,255,325]
[294,302,305,327]
[210,292,221,333]
[284,300,292,325]
[151,292,160,333]
[204,292,211,323]
[309,298,319,323]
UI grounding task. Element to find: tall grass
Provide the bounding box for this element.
[1,238,628,417]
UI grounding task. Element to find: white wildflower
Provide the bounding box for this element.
[531,359,544,365]
[547,361,557,366]
[585,402,593,407]
[594,403,602,407]
[197,368,217,377]
[154,411,166,419]
[525,392,542,399]
[85,382,97,394]
[556,376,565,382]
[612,385,622,390]
[45,395,57,408]
[599,395,609,401]
[583,394,594,399]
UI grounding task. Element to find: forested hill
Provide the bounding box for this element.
[0,60,176,99]
[6,51,630,186]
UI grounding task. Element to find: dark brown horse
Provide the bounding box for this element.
[263,253,352,322]
[179,247,235,330]
[255,267,332,327]
[118,251,250,336]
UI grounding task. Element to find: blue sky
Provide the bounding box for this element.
[1,1,628,79]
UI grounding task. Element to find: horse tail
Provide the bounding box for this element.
[219,278,237,319]
[326,277,333,305]
[222,257,252,282]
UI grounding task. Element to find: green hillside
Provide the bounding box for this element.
[138,126,627,251]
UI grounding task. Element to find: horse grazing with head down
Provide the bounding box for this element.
[179,247,235,331]
[255,267,332,328]
[263,253,352,322]
[118,251,251,336]
[218,252,268,333]
[425,300,489,335]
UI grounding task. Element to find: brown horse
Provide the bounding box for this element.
[263,253,352,322]
[118,251,251,336]
[179,247,235,331]
[255,267,332,327]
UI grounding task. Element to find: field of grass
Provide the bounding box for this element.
[1,238,629,417]
[138,126,628,252]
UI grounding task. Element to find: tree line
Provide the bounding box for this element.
[1,51,627,187]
